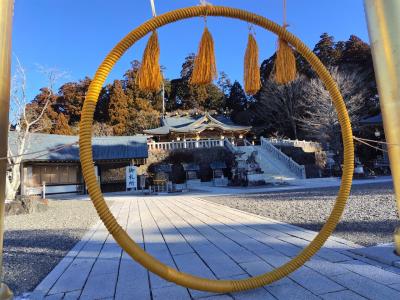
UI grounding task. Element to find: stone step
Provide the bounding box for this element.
[236,145,299,183]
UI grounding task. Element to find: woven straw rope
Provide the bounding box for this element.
[79,6,354,293]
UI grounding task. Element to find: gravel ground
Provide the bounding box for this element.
[203,182,399,247]
[4,200,106,296]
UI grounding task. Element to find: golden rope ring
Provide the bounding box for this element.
[79,6,354,293]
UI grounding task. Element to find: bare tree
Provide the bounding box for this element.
[92,121,114,136]
[255,76,306,139]
[298,67,370,154]
[6,58,65,200]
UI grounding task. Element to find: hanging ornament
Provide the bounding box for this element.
[137,0,163,92]
[137,31,163,92]
[274,0,297,84]
[244,26,261,95]
[190,5,217,85]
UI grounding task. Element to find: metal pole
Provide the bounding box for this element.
[162,82,165,117]
[0,0,14,298]
[364,0,400,254]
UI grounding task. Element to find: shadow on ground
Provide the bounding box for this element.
[4,229,86,296]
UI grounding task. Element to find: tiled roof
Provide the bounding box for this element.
[144,113,251,135]
[8,132,148,162]
[360,114,382,125]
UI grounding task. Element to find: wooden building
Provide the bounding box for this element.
[144,112,251,142]
[8,132,148,196]
[359,113,390,173]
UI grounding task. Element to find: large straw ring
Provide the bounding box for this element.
[79,5,354,293]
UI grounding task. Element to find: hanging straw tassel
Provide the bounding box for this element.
[244,32,261,95]
[137,31,163,92]
[274,0,296,85]
[274,37,297,84]
[190,27,217,85]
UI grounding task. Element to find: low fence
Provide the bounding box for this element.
[267,138,321,152]
[148,139,224,151]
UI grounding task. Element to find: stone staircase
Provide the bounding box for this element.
[229,137,306,183]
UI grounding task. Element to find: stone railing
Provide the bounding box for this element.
[243,139,253,146]
[261,137,306,179]
[148,139,224,151]
[223,138,237,153]
[267,138,321,153]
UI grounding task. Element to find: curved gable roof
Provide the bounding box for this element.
[144,113,251,136]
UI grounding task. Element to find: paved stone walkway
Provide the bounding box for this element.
[31,195,400,300]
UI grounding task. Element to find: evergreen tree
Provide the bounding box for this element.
[216,72,232,110]
[340,35,372,67]
[180,53,196,80]
[227,81,247,112]
[127,98,160,134]
[205,84,224,110]
[260,55,276,83]
[123,60,141,102]
[123,60,166,113]
[170,54,197,109]
[108,80,129,135]
[217,72,232,96]
[57,77,92,124]
[52,113,72,135]
[260,52,312,82]
[170,54,223,110]
[313,33,339,66]
[94,86,111,123]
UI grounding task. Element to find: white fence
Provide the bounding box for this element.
[148,139,224,151]
[223,138,236,153]
[261,137,306,179]
[267,138,321,152]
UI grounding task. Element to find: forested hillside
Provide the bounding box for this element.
[25,33,379,150]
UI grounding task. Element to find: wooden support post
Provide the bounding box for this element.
[0,0,14,298]
[364,0,400,254]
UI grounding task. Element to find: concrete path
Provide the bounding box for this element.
[31,195,400,300]
[46,177,393,201]
[186,176,394,197]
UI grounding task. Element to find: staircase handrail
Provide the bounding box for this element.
[223,138,236,153]
[260,137,306,179]
[267,138,322,151]
[243,139,252,146]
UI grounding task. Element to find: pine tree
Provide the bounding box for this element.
[227,81,247,112]
[108,80,129,135]
[340,35,372,66]
[313,33,339,66]
[180,53,196,80]
[53,113,72,135]
[217,72,232,96]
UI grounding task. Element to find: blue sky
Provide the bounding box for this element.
[12,0,369,101]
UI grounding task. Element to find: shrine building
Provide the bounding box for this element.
[144,112,252,143]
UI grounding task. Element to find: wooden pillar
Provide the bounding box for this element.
[0,0,14,298]
[364,0,400,254]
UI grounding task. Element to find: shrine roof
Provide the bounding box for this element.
[144,113,251,136]
[8,132,148,162]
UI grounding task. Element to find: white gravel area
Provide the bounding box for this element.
[203,182,399,247]
[4,199,108,296]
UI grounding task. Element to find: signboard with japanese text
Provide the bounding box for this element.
[126,166,137,190]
